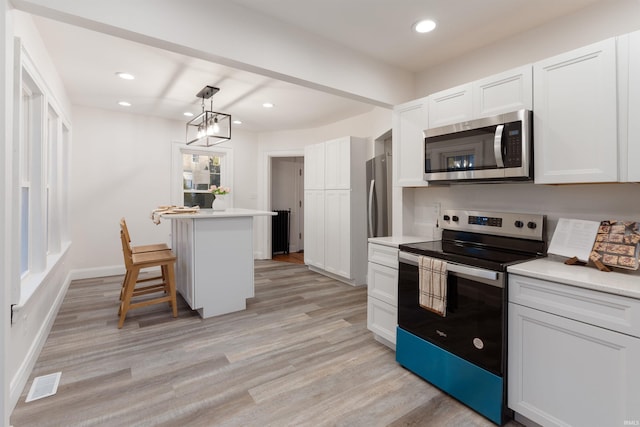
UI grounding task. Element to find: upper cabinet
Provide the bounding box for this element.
[427,65,533,129]
[303,142,325,190]
[392,97,429,187]
[427,83,473,128]
[473,66,533,118]
[533,38,618,184]
[625,30,640,182]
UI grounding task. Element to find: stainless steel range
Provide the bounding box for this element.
[396,209,546,425]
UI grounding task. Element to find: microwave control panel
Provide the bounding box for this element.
[503,121,523,167]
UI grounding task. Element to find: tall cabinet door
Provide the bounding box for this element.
[534,38,618,184]
[303,142,325,190]
[323,189,351,278]
[303,190,324,269]
[392,97,429,187]
[324,137,351,190]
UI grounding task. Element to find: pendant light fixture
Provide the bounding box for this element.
[186,85,231,146]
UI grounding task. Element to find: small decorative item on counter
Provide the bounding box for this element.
[589,220,640,270]
[210,185,230,210]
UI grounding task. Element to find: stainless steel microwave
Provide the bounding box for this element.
[424,109,533,184]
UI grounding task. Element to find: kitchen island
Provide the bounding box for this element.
[163,208,276,318]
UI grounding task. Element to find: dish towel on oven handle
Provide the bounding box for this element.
[418,256,448,317]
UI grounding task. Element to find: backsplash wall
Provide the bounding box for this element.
[410,182,640,242]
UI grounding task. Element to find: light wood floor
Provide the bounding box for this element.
[272,251,305,265]
[11,261,521,426]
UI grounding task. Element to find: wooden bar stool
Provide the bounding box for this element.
[118,218,171,302]
[120,217,169,253]
[118,229,178,328]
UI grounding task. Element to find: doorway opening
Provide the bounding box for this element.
[270,156,304,264]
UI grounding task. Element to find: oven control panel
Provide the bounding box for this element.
[441,209,545,241]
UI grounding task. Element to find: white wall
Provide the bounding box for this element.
[69,105,260,273]
[408,182,640,246]
[415,0,640,97]
[6,8,74,416]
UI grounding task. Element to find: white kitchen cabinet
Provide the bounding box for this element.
[533,38,618,184]
[367,242,399,348]
[626,30,640,182]
[303,142,325,190]
[427,83,473,128]
[392,97,429,187]
[508,274,640,427]
[426,65,532,129]
[324,189,351,278]
[303,137,367,285]
[303,189,324,269]
[324,136,352,189]
[472,65,532,118]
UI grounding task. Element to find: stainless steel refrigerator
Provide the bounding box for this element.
[366,153,392,238]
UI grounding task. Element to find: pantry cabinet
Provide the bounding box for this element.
[303,189,324,269]
[508,274,640,427]
[392,97,429,187]
[303,137,367,285]
[533,38,618,184]
[303,142,325,189]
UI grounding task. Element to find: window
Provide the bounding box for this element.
[15,43,71,303]
[181,151,226,208]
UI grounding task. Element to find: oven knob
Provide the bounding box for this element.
[452,215,459,222]
[514,220,524,228]
[527,221,537,229]
[443,215,450,221]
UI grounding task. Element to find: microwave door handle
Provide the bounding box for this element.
[493,124,505,168]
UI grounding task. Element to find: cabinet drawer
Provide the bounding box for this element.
[367,262,398,305]
[510,274,640,338]
[368,243,398,268]
[367,297,397,345]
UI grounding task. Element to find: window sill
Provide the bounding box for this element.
[13,240,72,312]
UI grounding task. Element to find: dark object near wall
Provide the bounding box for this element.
[272,209,291,254]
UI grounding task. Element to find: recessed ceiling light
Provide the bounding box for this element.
[233,119,242,125]
[116,72,135,80]
[263,102,274,108]
[118,101,131,107]
[184,112,194,117]
[414,19,437,34]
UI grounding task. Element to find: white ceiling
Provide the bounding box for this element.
[29,0,601,132]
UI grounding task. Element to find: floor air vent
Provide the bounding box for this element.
[26,372,61,402]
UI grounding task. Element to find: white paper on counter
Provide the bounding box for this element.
[548,218,600,262]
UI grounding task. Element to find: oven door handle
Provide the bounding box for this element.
[398,251,498,281]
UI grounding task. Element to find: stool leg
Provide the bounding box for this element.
[166,262,178,318]
[119,266,140,328]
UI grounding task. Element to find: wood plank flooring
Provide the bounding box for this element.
[11,261,521,427]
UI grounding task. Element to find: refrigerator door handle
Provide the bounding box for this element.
[368,179,375,237]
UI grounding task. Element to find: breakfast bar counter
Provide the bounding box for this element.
[163,208,276,318]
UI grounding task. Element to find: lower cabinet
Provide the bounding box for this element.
[367,243,399,348]
[508,274,640,427]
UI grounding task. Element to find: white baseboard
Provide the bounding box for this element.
[9,271,72,412]
[68,265,124,281]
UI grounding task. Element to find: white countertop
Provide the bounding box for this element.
[508,256,640,300]
[162,208,277,219]
[368,235,432,248]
